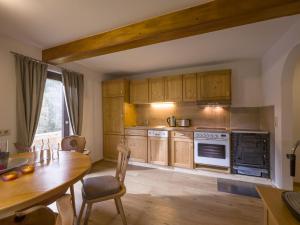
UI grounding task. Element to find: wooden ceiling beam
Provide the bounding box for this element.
[42,0,300,64]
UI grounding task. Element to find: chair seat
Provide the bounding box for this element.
[82,175,121,200]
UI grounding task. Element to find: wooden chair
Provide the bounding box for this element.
[0,195,74,225]
[78,142,131,225]
[61,135,89,155]
[61,135,90,216]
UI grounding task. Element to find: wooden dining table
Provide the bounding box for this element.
[0,151,91,219]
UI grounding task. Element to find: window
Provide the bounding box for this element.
[33,71,70,147]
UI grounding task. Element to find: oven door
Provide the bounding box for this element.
[194,139,230,167]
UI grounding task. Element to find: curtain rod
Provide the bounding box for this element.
[10,51,80,74]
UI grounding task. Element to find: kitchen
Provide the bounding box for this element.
[2,1,300,224]
[102,64,274,182]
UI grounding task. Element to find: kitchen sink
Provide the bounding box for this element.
[282,191,300,221]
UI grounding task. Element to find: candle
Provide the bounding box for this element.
[20,165,35,174]
[2,171,18,181]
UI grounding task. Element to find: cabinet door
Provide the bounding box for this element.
[102,80,128,97]
[149,77,165,102]
[125,135,147,163]
[183,73,197,102]
[103,97,124,135]
[165,75,183,102]
[103,134,124,160]
[130,79,149,104]
[148,137,168,165]
[170,138,194,169]
[197,70,231,102]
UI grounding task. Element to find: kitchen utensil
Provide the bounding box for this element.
[176,119,191,127]
[167,116,176,127]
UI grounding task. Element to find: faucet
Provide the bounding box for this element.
[287,140,300,177]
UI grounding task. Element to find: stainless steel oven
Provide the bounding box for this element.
[194,131,230,168]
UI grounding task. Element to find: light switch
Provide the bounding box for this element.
[274,116,278,128]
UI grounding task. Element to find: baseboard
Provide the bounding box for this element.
[92,159,105,165]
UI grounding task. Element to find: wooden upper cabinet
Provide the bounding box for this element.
[164,75,183,102]
[197,70,231,103]
[183,73,197,102]
[149,77,165,102]
[103,97,124,135]
[102,79,129,98]
[130,79,149,104]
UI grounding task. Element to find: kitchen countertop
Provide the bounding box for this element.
[256,185,300,225]
[125,126,197,132]
[231,129,269,134]
[125,126,268,133]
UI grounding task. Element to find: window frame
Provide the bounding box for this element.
[46,71,70,137]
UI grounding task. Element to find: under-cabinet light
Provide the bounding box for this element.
[151,102,175,109]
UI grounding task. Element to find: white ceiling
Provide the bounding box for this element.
[0,0,299,75]
[0,0,211,48]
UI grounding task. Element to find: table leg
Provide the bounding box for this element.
[70,185,77,217]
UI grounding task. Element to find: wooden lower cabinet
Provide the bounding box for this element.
[170,137,194,169]
[148,137,168,166]
[125,135,148,163]
[103,134,124,160]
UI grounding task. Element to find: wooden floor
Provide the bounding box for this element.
[74,161,263,225]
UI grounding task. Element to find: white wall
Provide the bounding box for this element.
[59,63,104,162]
[0,35,104,162]
[293,62,300,182]
[262,21,300,189]
[0,34,41,152]
[127,59,263,107]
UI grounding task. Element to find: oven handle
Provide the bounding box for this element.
[194,139,229,142]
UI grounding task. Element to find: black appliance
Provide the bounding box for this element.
[231,131,270,178]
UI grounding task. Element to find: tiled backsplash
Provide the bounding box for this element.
[135,103,274,131]
[135,103,229,127]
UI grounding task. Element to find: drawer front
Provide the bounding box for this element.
[125,129,147,136]
[125,136,148,163]
[171,131,193,139]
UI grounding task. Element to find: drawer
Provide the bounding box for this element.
[125,136,148,163]
[125,129,147,136]
[171,131,193,139]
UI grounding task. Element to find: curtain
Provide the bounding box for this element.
[62,70,84,135]
[15,54,48,148]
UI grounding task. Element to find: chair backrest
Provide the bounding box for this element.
[115,141,131,185]
[55,195,74,225]
[61,135,86,153]
[0,195,74,225]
